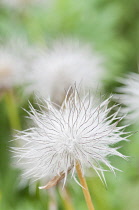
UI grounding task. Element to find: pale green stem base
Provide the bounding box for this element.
[59,185,75,210]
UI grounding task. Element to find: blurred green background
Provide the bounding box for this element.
[0,0,139,209]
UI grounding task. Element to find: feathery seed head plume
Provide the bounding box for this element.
[0,39,36,93]
[115,72,139,122]
[0,47,25,90]
[30,39,105,105]
[12,87,128,188]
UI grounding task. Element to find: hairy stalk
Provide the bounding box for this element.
[76,162,95,210]
[4,89,21,131]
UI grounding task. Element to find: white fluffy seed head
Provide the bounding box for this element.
[0,40,36,91]
[29,39,105,105]
[0,48,25,89]
[115,72,139,122]
[12,87,128,186]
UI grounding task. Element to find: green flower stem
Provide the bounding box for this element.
[4,89,21,131]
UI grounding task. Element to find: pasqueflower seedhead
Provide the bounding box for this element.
[0,47,25,89]
[115,72,139,122]
[12,87,128,188]
[30,39,105,104]
[0,39,36,92]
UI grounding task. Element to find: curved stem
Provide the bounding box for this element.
[76,162,95,210]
